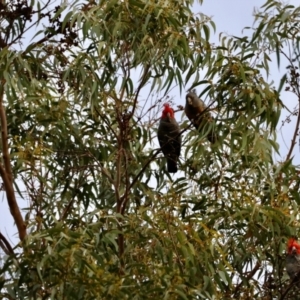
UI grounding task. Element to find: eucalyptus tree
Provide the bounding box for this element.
[0,0,299,299]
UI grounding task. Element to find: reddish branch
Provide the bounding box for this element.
[0,231,14,255]
[0,86,26,241]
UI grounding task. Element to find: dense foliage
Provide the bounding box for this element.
[0,0,300,299]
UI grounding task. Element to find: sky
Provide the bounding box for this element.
[0,0,299,248]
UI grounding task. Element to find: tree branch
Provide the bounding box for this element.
[281,51,300,162]
[234,261,261,297]
[0,231,14,255]
[0,86,26,241]
[285,96,300,161]
[280,272,300,300]
[129,64,151,120]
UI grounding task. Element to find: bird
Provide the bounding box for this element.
[157,103,181,173]
[286,238,300,288]
[185,90,217,143]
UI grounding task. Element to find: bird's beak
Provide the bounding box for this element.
[187,96,192,105]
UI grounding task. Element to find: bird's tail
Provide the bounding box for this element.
[167,158,178,173]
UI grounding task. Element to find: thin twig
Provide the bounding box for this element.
[9,0,52,48]
[280,51,300,161]
[285,97,300,161]
[129,64,151,120]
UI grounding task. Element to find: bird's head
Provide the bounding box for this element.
[186,95,193,105]
[161,103,175,119]
[186,90,198,105]
[287,238,300,255]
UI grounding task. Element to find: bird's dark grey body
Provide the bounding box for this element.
[158,114,181,173]
[286,249,300,287]
[185,90,216,143]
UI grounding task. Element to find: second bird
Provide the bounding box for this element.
[185,90,217,143]
[286,238,300,288]
[157,103,181,173]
